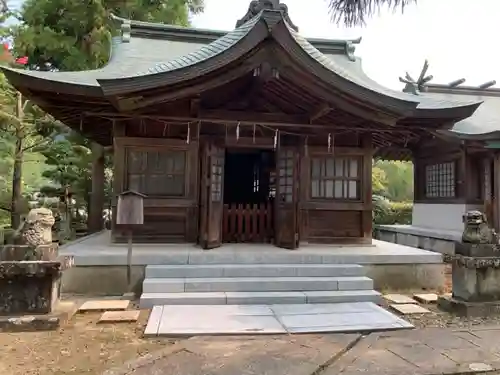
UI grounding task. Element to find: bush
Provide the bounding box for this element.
[387,202,412,224]
[373,196,412,225]
[0,227,14,245]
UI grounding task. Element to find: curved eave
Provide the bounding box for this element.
[99,11,420,117]
[98,13,269,96]
[412,100,483,121]
[437,129,500,141]
[0,36,126,97]
[271,22,420,116]
[1,67,102,96]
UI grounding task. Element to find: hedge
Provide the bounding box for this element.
[373,197,412,225]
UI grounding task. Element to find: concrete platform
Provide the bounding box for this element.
[59,231,445,295]
[142,276,374,293]
[375,224,460,255]
[145,264,366,278]
[60,231,442,266]
[144,302,413,336]
[140,290,382,308]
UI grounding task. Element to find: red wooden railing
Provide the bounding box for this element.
[223,203,273,243]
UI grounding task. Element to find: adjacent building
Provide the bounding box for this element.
[377,66,500,253]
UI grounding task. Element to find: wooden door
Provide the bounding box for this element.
[200,143,225,249]
[274,147,299,249]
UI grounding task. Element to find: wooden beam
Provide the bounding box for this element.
[115,50,268,111]
[309,103,331,122]
[83,110,426,137]
[199,109,308,124]
[190,98,200,117]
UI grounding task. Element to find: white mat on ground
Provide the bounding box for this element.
[144,302,413,336]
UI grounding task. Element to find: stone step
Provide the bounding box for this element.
[142,276,374,293]
[145,264,365,278]
[139,290,382,308]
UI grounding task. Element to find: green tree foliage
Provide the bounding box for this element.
[0,71,61,228]
[372,160,414,226]
[13,0,204,71]
[372,161,388,196]
[373,160,413,202]
[3,0,203,231]
[40,133,112,215]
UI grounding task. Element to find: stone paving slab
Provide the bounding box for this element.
[98,310,140,323]
[104,326,500,375]
[413,293,439,304]
[145,302,413,336]
[324,327,500,375]
[390,303,431,315]
[103,334,361,375]
[78,300,129,312]
[384,293,416,304]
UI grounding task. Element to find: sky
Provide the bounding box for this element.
[191,0,500,90]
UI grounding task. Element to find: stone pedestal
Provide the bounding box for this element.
[0,261,60,315]
[0,244,75,331]
[438,242,500,316]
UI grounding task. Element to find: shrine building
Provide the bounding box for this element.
[2,0,484,250]
[377,72,500,253]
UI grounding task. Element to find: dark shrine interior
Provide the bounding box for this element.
[223,149,276,205]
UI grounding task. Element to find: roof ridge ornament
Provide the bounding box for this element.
[236,0,298,32]
[121,19,131,43]
[399,60,433,95]
[109,13,132,42]
[345,37,361,62]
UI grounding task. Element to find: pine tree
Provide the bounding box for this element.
[13,0,204,71]
[8,0,203,232]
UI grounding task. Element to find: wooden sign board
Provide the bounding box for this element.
[116,190,146,225]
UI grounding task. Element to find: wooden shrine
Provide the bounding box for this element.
[398,62,500,235]
[1,1,483,249]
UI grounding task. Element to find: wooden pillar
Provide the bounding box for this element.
[456,145,467,200]
[111,121,126,241]
[88,143,105,233]
[361,134,373,241]
[493,153,500,233]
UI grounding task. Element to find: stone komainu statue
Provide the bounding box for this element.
[15,207,56,248]
[462,210,500,245]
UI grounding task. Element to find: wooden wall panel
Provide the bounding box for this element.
[300,141,371,244]
[414,144,486,205]
[111,136,199,243]
[114,207,188,243]
[306,210,362,242]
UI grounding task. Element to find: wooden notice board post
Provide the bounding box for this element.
[116,190,146,291]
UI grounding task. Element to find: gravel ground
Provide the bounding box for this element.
[0,305,174,375]
[385,264,500,329]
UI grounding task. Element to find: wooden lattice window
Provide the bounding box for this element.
[211,155,223,202]
[425,161,456,198]
[278,150,294,202]
[126,149,186,196]
[310,156,361,199]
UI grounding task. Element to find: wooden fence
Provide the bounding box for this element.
[222,203,273,243]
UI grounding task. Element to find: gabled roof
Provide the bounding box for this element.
[1,0,483,146]
[1,6,361,94]
[426,85,500,140]
[401,66,499,140]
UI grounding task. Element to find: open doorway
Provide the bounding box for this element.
[223,148,275,243]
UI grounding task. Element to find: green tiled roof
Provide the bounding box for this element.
[0,7,482,121]
[285,22,480,113]
[423,90,500,136]
[141,13,261,76]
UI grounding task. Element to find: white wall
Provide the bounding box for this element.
[412,203,482,232]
